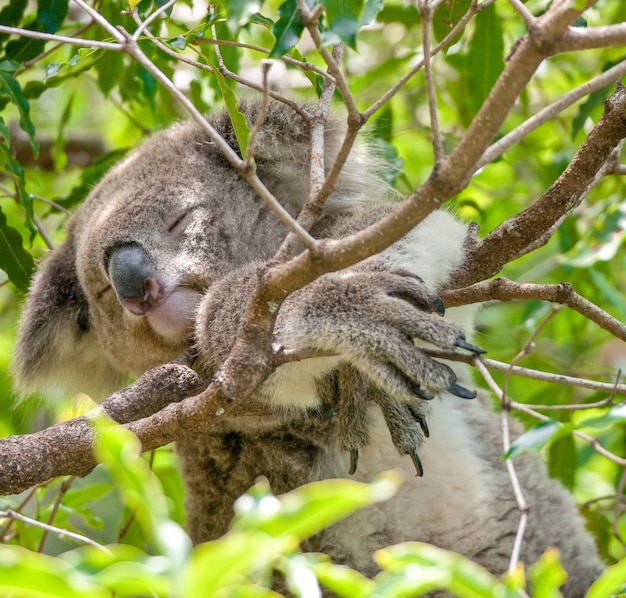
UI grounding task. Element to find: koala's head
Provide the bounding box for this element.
[12,101,387,400]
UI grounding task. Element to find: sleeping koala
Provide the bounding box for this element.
[13,101,602,595]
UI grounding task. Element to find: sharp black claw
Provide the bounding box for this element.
[410,383,435,401]
[410,448,424,477]
[454,337,486,354]
[414,414,430,438]
[349,449,359,475]
[449,382,478,399]
[433,297,445,316]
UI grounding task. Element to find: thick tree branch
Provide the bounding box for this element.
[441,278,626,342]
[451,83,626,288]
[0,358,209,495]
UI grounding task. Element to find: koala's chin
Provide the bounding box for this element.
[136,287,202,342]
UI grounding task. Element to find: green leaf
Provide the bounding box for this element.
[377,4,419,25]
[466,2,504,117]
[374,542,517,598]
[232,472,400,541]
[37,0,69,33]
[0,206,35,292]
[527,548,568,597]
[360,0,383,28]
[226,0,262,32]
[94,51,125,97]
[0,545,109,598]
[4,18,46,63]
[270,0,310,58]
[584,557,626,598]
[504,421,574,460]
[204,59,251,158]
[181,532,289,595]
[548,433,577,490]
[320,0,365,48]
[92,415,191,563]
[559,203,626,269]
[0,116,35,234]
[311,559,375,597]
[0,0,28,49]
[0,60,39,157]
[578,404,626,429]
[433,0,471,44]
[63,544,172,598]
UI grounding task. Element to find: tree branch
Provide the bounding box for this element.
[451,83,626,288]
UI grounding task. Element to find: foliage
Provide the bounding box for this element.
[1,0,626,596]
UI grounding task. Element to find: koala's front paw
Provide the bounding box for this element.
[286,269,483,402]
[281,269,484,476]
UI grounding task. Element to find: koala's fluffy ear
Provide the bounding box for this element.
[13,239,123,401]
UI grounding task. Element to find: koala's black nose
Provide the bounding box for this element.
[106,243,163,315]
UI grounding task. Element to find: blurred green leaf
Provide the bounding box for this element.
[0,0,28,50]
[311,559,375,597]
[527,547,567,597]
[37,0,69,33]
[181,532,289,595]
[232,472,401,541]
[374,542,517,597]
[578,404,626,429]
[0,60,39,157]
[320,0,364,48]
[433,0,471,44]
[504,421,574,460]
[92,415,191,563]
[0,545,109,598]
[0,206,34,292]
[585,557,626,598]
[226,0,262,32]
[270,0,312,58]
[4,18,46,63]
[466,3,504,117]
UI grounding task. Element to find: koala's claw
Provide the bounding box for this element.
[413,412,430,438]
[410,448,424,477]
[410,383,435,401]
[454,337,486,354]
[449,382,478,400]
[433,296,446,316]
[349,449,359,475]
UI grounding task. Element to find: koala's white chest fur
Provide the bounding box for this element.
[327,398,496,572]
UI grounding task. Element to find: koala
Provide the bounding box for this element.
[13,100,602,596]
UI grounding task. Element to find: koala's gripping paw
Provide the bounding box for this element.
[283,269,483,403]
[317,364,433,477]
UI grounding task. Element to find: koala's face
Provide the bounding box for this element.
[67,122,270,378]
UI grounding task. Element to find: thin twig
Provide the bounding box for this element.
[37,476,76,552]
[1,509,112,553]
[0,25,122,51]
[473,358,529,577]
[418,0,444,164]
[132,0,178,41]
[441,278,626,342]
[477,57,626,168]
[70,0,126,42]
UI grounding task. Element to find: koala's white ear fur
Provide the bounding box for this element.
[12,240,123,401]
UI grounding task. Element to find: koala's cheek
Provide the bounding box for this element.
[146,288,201,341]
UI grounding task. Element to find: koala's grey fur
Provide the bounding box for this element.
[13,101,602,596]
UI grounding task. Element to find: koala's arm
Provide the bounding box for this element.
[193,206,482,473]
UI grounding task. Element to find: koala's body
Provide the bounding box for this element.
[14,101,602,596]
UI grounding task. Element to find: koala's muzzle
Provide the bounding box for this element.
[106,243,163,316]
